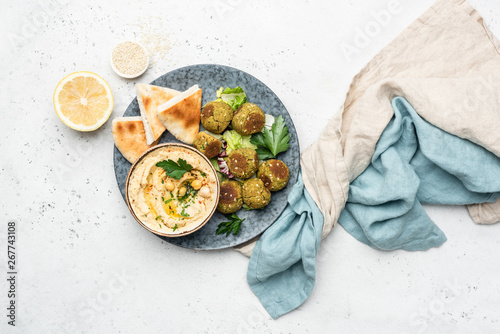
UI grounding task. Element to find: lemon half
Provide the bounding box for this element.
[53,71,114,131]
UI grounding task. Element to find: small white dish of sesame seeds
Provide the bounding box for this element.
[110,41,150,79]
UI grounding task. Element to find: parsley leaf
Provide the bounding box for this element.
[250,115,290,158]
[255,147,275,161]
[177,158,193,171]
[156,159,193,180]
[172,224,178,231]
[250,132,266,147]
[216,213,246,236]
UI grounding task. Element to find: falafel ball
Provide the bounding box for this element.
[257,159,290,191]
[193,132,222,159]
[201,101,233,134]
[232,103,265,136]
[242,178,271,209]
[217,180,243,214]
[227,148,259,179]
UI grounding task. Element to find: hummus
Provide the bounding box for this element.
[127,145,218,234]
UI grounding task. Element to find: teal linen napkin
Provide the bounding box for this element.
[247,96,500,319]
[247,170,324,319]
[339,97,500,250]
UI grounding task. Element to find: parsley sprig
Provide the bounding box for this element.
[216,213,246,236]
[156,158,193,180]
[250,115,290,160]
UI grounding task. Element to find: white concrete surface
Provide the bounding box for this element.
[1,0,500,333]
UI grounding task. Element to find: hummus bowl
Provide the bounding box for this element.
[125,143,220,237]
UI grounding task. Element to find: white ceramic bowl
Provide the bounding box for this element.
[110,41,149,79]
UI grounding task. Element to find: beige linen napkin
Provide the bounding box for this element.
[236,0,500,256]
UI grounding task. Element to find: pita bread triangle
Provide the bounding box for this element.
[112,116,159,163]
[157,85,201,145]
[136,84,180,145]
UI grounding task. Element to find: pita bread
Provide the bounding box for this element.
[112,116,158,163]
[136,84,180,145]
[157,85,201,145]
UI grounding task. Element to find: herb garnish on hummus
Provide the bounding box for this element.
[156,158,193,180]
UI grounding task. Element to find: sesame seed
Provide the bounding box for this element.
[112,41,148,76]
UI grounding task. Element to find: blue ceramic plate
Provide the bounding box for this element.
[114,64,300,250]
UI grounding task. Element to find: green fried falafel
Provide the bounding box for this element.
[242,178,271,209]
[193,132,222,158]
[257,159,290,191]
[227,148,259,179]
[217,180,243,214]
[232,103,265,136]
[201,101,233,134]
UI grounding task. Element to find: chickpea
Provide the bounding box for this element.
[164,180,175,192]
[178,186,187,197]
[199,186,211,198]
[191,179,203,190]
